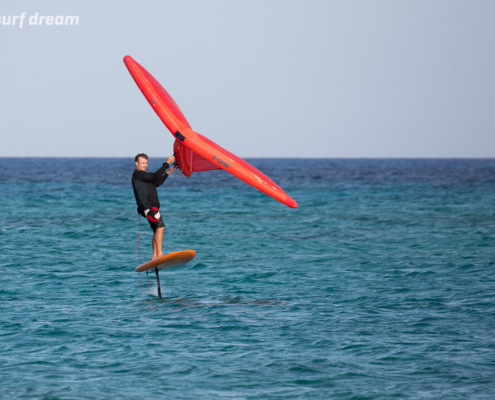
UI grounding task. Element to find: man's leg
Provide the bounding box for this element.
[152,233,158,259]
[154,227,164,258]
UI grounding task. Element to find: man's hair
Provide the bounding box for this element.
[135,153,148,163]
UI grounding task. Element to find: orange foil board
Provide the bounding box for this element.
[124,55,298,209]
[135,250,196,273]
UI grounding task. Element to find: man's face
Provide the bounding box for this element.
[135,157,148,171]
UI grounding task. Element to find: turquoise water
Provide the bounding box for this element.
[1,158,495,399]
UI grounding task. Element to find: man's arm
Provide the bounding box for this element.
[154,156,176,186]
[155,165,177,187]
[134,162,169,182]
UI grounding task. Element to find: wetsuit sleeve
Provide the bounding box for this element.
[155,171,169,187]
[156,162,169,177]
[134,163,169,182]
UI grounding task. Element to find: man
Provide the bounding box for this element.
[132,153,176,260]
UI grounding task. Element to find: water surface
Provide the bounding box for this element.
[1,158,495,399]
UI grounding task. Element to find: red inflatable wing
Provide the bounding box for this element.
[124,55,298,209]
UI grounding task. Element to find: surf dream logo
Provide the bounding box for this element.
[212,155,230,169]
[0,12,79,28]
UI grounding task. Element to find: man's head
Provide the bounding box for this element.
[135,153,148,171]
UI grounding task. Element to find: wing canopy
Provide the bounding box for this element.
[124,55,298,208]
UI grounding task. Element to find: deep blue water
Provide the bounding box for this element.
[1,158,495,399]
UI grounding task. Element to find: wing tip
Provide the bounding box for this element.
[123,55,133,65]
[284,197,298,209]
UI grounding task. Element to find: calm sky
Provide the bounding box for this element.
[1,1,494,158]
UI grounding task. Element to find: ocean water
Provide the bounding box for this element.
[1,158,495,399]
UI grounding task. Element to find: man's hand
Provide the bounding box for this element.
[167,166,177,175]
[167,155,175,164]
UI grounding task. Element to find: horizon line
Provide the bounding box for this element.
[1,156,495,160]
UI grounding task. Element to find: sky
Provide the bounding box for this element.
[0,0,494,158]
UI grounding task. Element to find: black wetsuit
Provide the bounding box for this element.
[132,163,169,231]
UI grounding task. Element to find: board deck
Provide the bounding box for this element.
[135,250,196,273]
